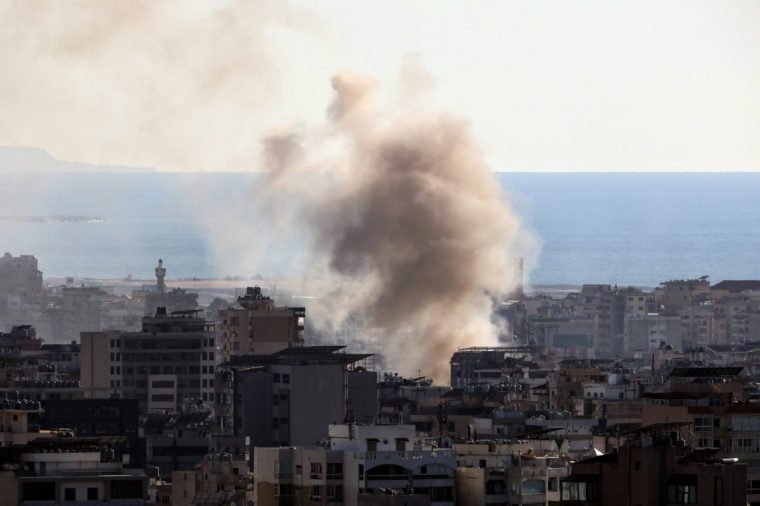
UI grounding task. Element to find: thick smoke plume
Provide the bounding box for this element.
[0,0,315,171]
[268,71,530,383]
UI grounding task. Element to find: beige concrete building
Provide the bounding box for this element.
[80,309,218,413]
[219,286,304,360]
[624,313,683,352]
[0,398,47,447]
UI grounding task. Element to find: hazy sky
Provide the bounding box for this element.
[1,0,758,172]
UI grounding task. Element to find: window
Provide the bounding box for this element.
[747,479,760,495]
[272,394,279,406]
[87,487,98,501]
[64,488,76,501]
[561,481,598,501]
[548,477,558,492]
[311,463,323,478]
[735,438,754,452]
[310,485,322,500]
[273,373,281,383]
[667,484,696,504]
[732,415,760,431]
[275,484,292,497]
[327,462,343,478]
[694,417,712,432]
[522,479,545,495]
[282,373,290,384]
[326,485,343,502]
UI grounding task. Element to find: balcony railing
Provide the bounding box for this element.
[363,450,456,461]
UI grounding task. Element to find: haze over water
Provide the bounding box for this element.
[2,171,758,287]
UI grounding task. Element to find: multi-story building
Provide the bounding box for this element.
[0,397,44,447]
[0,252,43,300]
[254,424,456,506]
[171,436,252,506]
[560,424,747,506]
[80,308,218,413]
[61,285,110,341]
[624,313,683,352]
[219,286,304,360]
[40,399,141,466]
[0,436,148,506]
[216,346,377,447]
[455,441,570,506]
[530,316,598,358]
[656,278,711,314]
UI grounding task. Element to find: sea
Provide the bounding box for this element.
[1,171,759,287]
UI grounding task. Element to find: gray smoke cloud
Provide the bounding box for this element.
[267,70,535,383]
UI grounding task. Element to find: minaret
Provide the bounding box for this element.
[155,258,166,295]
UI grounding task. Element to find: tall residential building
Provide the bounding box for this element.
[80,308,218,413]
[215,346,377,447]
[219,286,304,360]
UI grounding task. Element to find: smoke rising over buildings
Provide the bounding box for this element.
[265,72,533,382]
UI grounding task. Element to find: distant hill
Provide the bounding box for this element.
[0,146,154,173]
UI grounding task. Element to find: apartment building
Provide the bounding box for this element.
[0,436,147,506]
[80,308,218,413]
[560,424,746,506]
[0,252,43,299]
[254,424,456,506]
[216,346,377,447]
[219,286,304,360]
[0,397,44,447]
[455,441,570,506]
